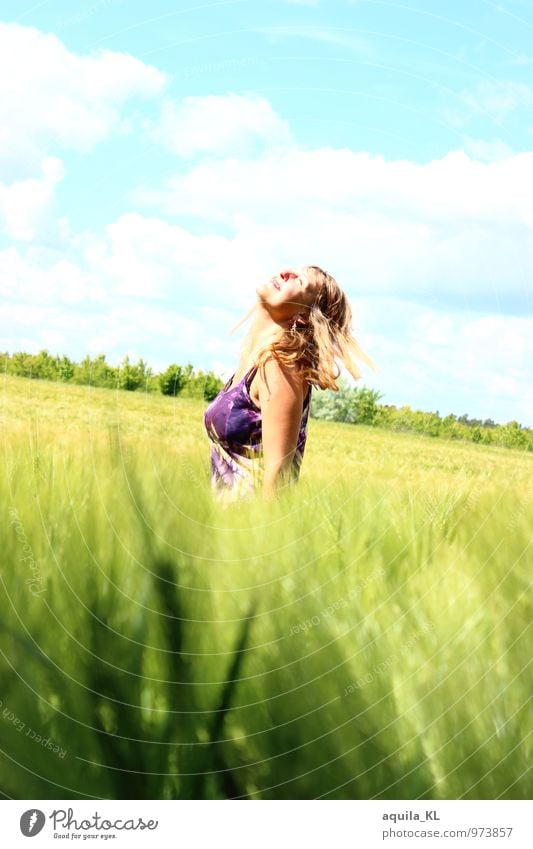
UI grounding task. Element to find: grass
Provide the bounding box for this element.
[0,373,531,800]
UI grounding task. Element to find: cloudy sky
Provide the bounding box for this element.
[0,0,531,425]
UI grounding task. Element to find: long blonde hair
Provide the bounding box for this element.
[232,265,377,391]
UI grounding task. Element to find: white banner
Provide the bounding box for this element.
[0,800,530,848]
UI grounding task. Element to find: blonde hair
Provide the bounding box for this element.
[232,265,378,391]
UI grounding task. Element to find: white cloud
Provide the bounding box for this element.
[0,210,268,360]
[462,138,514,162]
[0,253,212,369]
[504,54,530,68]
[1,208,531,424]
[0,156,65,240]
[137,147,533,226]
[132,147,533,302]
[146,93,293,158]
[77,211,272,304]
[0,242,107,305]
[2,207,531,424]
[461,80,533,123]
[0,21,167,176]
[255,24,374,54]
[445,79,533,128]
[360,298,533,425]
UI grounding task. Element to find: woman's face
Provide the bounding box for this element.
[256,266,319,319]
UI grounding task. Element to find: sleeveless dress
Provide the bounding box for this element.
[203,365,312,502]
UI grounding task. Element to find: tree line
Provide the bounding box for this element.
[2,349,530,451]
[310,379,531,451]
[0,349,223,401]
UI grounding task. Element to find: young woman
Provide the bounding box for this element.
[203,265,376,502]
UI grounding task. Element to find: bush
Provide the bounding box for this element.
[181,370,224,402]
[73,354,118,389]
[311,379,383,425]
[159,363,193,396]
[118,356,152,392]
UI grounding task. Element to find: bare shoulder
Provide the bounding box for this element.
[257,355,306,403]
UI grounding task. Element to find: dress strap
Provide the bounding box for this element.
[222,372,236,392]
[243,364,258,392]
[223,364,257,394]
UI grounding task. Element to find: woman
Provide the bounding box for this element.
[204,265,376,502]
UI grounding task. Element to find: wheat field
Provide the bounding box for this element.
[0,374,530,800]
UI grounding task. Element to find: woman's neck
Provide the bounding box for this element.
[240,302,287,364]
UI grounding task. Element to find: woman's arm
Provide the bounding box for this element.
[257,356,306,501]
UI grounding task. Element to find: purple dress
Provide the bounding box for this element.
[204,364,312,502]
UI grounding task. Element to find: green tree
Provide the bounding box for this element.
[57,355,75,382]
[118,356,152,391]
[311,381,357,423]
[31,349,59,380]
[500,421,528,449]
[73,354,118,388]
[356,386,384,425]
[471,425,482,443]
[311,379,384,425]
[182,370,223,401]
[9,351,35,378]
[200,371,224,402]
[159,363,193,396]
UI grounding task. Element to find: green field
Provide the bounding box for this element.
[0,374,531,800]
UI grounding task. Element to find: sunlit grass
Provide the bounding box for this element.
[0,374,530,799]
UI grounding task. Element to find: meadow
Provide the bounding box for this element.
[0,374,530,800]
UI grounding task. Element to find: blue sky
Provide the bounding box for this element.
[0,0,531,425]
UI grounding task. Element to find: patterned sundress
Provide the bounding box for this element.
[203,364,312,502]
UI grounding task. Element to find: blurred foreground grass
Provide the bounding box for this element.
[0,375,531,799]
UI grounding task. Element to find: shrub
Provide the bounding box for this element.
[159,363,194,396]
[73,354,118,389]
[118,356,152,392]
[311,379,383,425]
